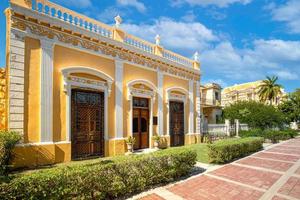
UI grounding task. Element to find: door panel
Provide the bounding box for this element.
[132,97,149,150]
[170,101,184,147]
[71,89,104,159]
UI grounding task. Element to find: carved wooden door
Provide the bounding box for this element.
[170,101,184,146]
[71,89,104,159]
[132,97,149,150]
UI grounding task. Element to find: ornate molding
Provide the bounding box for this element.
[11,15,200,81]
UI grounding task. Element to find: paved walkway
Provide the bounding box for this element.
[134,138,300,200]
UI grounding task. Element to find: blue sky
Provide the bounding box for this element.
[0,0,299,92]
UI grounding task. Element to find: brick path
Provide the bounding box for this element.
[136,138,300,200]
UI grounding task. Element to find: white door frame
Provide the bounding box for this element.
[61,67,113,143]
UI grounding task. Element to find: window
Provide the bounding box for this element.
[215,92,219,100]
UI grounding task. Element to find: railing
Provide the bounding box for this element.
[239,124,249,131]
[163,49,194,67]
[124,34,154,54]
[201,98,221,106]
[18,0,197,69]
[32,0,113,38]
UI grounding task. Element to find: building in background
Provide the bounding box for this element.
[200,83,222,124]
[221,80,286,107]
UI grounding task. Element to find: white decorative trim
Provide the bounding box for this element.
[188,80,194,134]
[127,79,157,148]
[166,87,188,136]
[115,60,124,138]
[40,39,54,142]
[157,70,164,136]
[61,66,113,142]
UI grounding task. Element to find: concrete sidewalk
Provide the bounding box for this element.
[134,138,300,200]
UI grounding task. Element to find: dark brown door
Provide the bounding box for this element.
[170,101,184,147]
[71,89,104,159]
[132,97,149,150]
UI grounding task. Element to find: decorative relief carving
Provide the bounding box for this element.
[11,16,200,81]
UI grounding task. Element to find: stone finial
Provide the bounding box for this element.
[155,34,160,46]
[193,51,199,61]
[114,15,122,28]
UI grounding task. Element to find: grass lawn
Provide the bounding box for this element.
[180,143,209,163]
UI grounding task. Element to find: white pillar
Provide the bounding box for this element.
[188,80,194,133]
[40,39,54,143]
[195,80,201,134]
[235,119,240,137]
[225,119,230,136]
[115,60,124,138]
[157,70,163,135]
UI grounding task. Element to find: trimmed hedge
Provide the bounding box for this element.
[240,129,299,143]
[208,137,264,163]
[0,148,196,200]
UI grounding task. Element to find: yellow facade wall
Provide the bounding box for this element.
[0,68,6,130]
[24,37,41,143]
[53,45,116,141]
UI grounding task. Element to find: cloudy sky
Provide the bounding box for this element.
[0,0,299,92]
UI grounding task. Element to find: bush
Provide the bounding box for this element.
[0,131,22,176]
[222,101,284,129]
[0,148,196,199]
[240,129,299,143]
[207,137,264,164]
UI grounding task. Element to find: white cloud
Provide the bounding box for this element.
[117,0,146,13]
[200,40,300,81]
[170,0,252,8]
[269,0,300,34]
[96,7,125,23]
[121,17,218,55]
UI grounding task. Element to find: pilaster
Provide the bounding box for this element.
[40,39,54,142]
[157,70,163,135]
[115,59,124,138]
[8,30,25,134]
[195,80,201,134]
[188,80,194,133]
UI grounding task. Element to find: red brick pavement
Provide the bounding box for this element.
[253,152,300,162]
[139,194,165,200]
[278,176,300,199]
[209,164,282,189]
[168,175,264,200]
[237,157,293,172]
[136,138,300,200]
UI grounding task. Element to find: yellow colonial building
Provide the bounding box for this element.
[222,81,286,107]
[3,0,202,167]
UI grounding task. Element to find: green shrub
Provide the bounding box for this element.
[0,131,22,176]
[207,137,264,164]
[0,148,196,199]
[263,129,298,143]
[240,128,263,138]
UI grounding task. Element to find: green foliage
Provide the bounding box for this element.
[0,131,22,176]
[222,101,284,129]
[278,91,300,123]
[257,76,283,105]
[0,148,196,199]
[152,135,161,142]
[207,137,264,163]
[240,129,299,143]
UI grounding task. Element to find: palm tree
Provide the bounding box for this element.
[258,76,283,105]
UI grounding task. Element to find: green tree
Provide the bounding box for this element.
[278,90,300,123]
[222,101,284,129]
[258,76,283,105]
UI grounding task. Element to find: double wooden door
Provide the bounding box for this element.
[71,89,104,159]
[132,97,149,150]
[169,101,184,146]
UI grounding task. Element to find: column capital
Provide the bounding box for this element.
[40,39,54,50]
